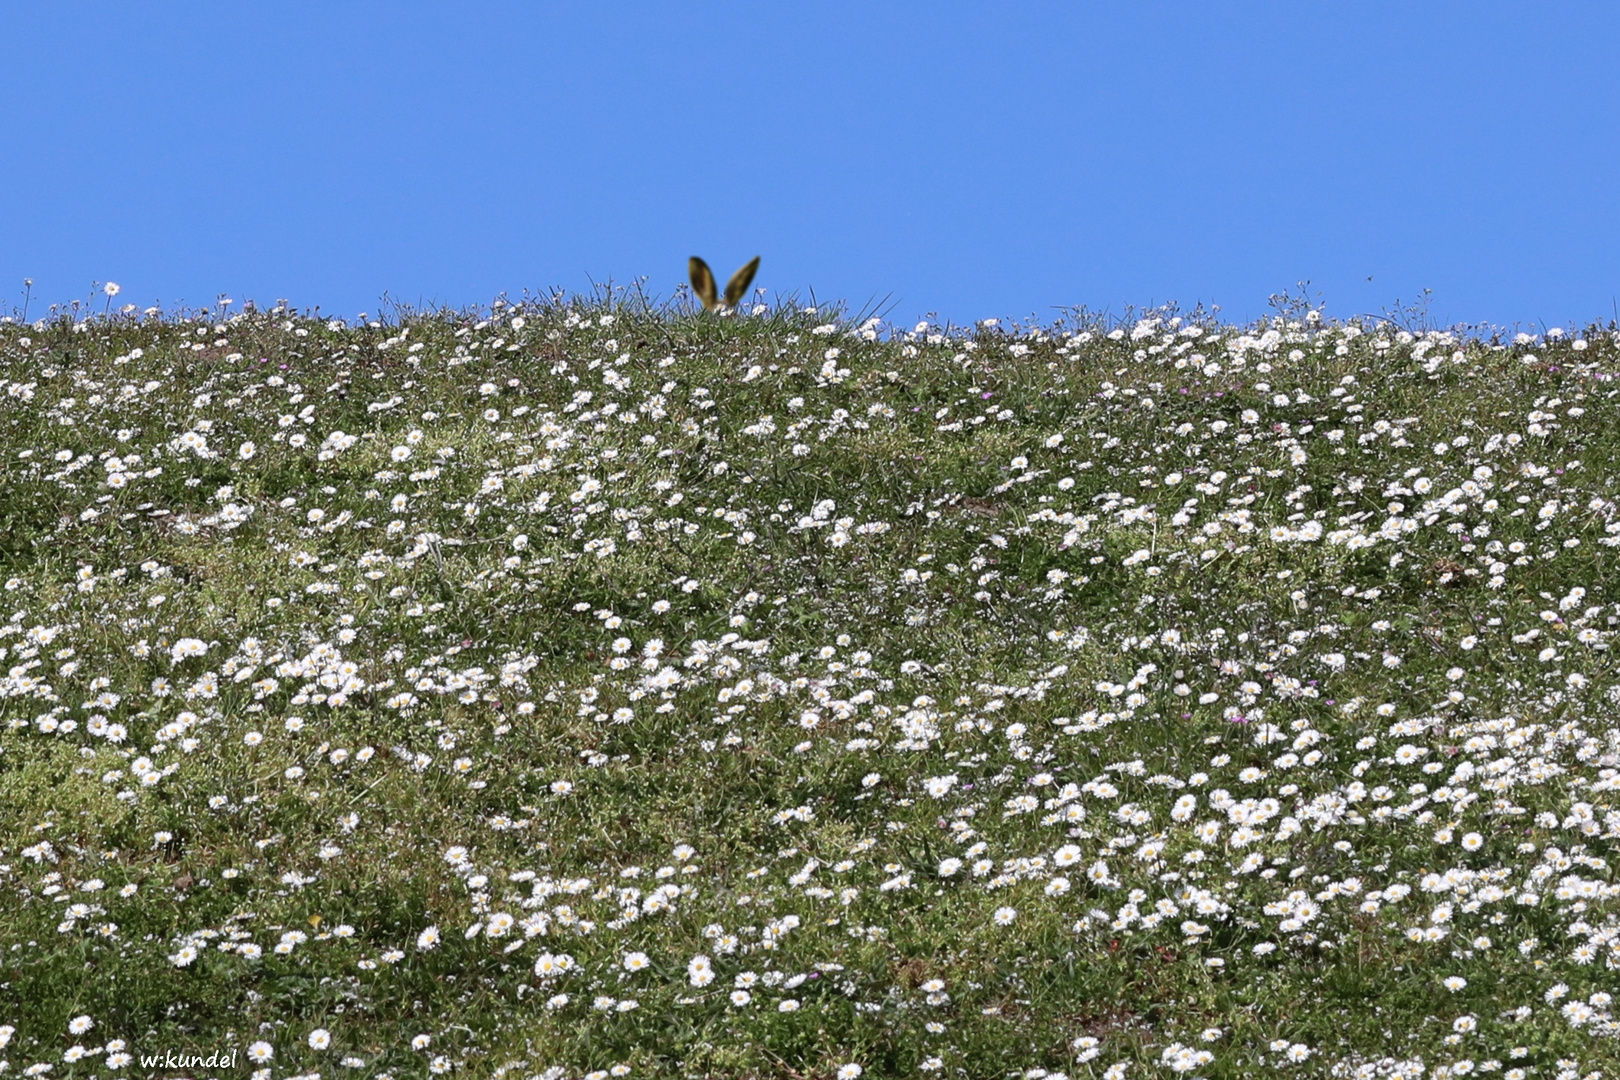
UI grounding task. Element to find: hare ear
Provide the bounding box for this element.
[689,257,719,311]
[724,256,760,307]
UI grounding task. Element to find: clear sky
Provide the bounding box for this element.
[4,2,1617,331]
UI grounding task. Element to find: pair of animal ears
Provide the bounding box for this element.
[689,256,760,312]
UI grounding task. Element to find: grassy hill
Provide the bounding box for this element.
[2,297,1618,1079]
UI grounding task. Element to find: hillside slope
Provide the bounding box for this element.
[2,302,1619,1078]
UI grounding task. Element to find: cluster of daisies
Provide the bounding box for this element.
[1,299,1619,1078]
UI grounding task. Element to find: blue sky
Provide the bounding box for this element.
[5,2,1617,330]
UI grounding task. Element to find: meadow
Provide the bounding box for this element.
[1,292,1618,1080]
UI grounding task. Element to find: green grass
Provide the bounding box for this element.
[1,295,1619,1080]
